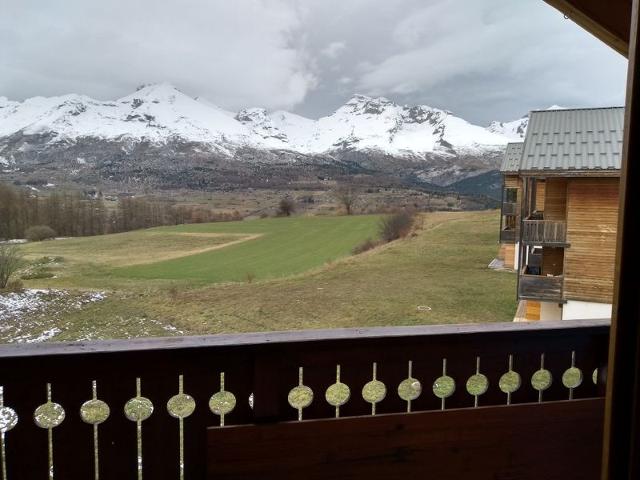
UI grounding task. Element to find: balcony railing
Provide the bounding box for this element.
[501,201,518,216]
[519,271,564,301]
[0,321,609,479]
[522,220,568,245]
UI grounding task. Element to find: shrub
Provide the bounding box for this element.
[379,211,415,243]
[277,197,296,217]
[333,186,360,215]
[0,244,23,289]
[352,238,380,255]
[25,225,57,242]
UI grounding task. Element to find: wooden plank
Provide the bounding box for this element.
[544,178,567,221]
[526,300,541,321]
[536,181,546,211]
[603,0,640,478]
[0,320,611,359]
[207,399,605,480]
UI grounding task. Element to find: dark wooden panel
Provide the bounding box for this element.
[544,0,631,56]
[207,399,604,480]
[519,274,563,301]
[603,0,640,478]
[0,320,609,480]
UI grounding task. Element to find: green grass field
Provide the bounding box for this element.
[7,211,517,343]
[116,215,382,283]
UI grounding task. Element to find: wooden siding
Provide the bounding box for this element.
[504,175,520,189]
[543,247,565,276]
[564,178,619,303]
[500,243,516,269]
[536,181,546,211]
[545,179,567,221]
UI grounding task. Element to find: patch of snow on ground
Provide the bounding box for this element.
[0,289,107,343]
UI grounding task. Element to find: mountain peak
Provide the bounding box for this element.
[119,83,187,104]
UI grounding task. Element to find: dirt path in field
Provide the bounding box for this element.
[126,233,264,265]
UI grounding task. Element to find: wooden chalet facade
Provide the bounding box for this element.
[498,107,624,321]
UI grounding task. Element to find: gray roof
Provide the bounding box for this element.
[520,107,624,172]
[500,142,524,172]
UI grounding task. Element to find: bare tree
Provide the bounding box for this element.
[277,197,296,217]
[333,186,360,215]
[0,244,22,289]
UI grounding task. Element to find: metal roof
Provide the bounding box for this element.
[520,107,624,172]
[500,142,524,172]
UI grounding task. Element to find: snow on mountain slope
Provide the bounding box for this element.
[301,95,510,155]
[0,84,249,149]
[0,84,517,157]
[486,116,529,140]
[486,106,565,140]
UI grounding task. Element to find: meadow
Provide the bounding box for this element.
[7,211,517,342]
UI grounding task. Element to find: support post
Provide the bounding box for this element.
[602,0,640,478]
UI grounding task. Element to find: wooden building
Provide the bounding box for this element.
[498,142,524,269]
[498,107,625,321]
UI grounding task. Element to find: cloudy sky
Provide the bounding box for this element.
[0,0,628,124]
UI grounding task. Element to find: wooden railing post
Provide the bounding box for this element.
[602,0,640,478]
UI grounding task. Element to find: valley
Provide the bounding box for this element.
[2,210,516,343]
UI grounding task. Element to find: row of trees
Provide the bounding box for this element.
[0,183,241,240]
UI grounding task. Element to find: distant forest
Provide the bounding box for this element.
[0,183,241,240]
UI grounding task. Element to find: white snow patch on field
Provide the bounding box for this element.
[0,289,106,343]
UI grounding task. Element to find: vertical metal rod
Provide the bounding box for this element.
[178,375,185,480]
[407,361,413,413]
[441,359,447,411]
[539,354,545,404]
[219,373,226,427]
[507,355,513,406]
[0,386,6,480]
[46,383,54,480]
[92,381,100,480]
[371,363,377,416]
[474,357,480,408]
[297,367,304,421]
[569,351,576,401]
[136,378,143,480]
[335,365,341,419]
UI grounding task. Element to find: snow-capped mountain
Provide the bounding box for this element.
[0,83,530,193]
[487,117,529,140]
[0,84,514,156]
[487,105,566,140]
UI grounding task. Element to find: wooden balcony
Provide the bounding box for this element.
[501,201,518,216]
[522,220,568,245]
[0,321,608,479]
[519,270,564,301]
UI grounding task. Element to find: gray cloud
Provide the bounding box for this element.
[0,0,627,124]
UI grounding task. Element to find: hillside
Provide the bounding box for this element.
[2,211,517,342]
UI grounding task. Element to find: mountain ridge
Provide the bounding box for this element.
[0,83,532,195]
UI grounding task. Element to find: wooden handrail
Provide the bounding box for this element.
[0,321,609,479]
